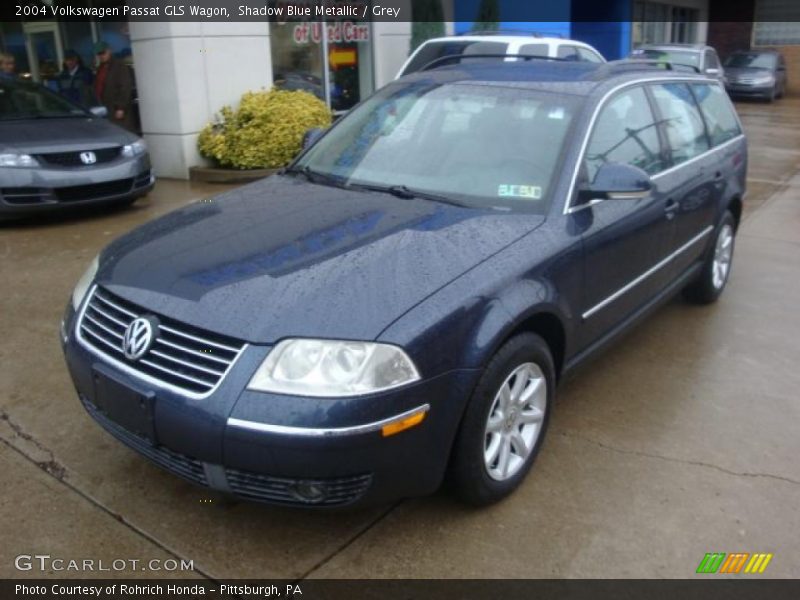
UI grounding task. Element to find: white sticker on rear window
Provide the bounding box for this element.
[497,185,542,199]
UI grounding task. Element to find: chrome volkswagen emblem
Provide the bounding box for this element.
[79,151,97,165]
[122,317,156,361]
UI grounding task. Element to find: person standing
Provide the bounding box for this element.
[0,52,17,79]
[93,41,134,131]
[56,50,95,106]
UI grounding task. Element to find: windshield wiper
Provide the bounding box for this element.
[284,165,350,189]
[350,182,468,208]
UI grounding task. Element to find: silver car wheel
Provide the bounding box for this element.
[712,223,734,290]
[484,362,547,481]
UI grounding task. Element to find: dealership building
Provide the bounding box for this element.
[2,0,799,179]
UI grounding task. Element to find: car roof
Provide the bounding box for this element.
[637,43,708,51]
[398,60,714,97]
[422,35,588,46]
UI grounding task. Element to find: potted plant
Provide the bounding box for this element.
[192,89,332,183]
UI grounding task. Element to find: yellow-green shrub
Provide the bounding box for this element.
[198,89,332,169]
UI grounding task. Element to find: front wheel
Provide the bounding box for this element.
[683,211,736,304]
[448,333,554,506]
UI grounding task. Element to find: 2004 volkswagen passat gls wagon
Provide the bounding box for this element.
[62,59,746,508]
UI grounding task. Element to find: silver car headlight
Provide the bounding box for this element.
[752,75,775,85]
[121,139,147,158]
[71,255,99,311]
[0,153,39,168]
[248,339,421,397]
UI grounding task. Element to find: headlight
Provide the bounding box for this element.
[248,339,421,397]
[0,153,39,168]
[752,75,775,85]
[121,139,147,158]
[71,255,99,311]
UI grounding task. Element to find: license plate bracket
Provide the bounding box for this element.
[92,367,157,444]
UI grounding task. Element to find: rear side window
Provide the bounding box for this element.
[691,84,742,146]
[585,87,666,180]
[650,83,710,165]
[400,41,508,76]
[519,43,549,57]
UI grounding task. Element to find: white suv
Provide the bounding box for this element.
[396,34,606,79]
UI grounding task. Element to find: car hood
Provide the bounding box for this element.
[98,176,546,344]
[725,67,774,79]
[0,117,136,154]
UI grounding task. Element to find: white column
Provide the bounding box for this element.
[371,20,413,87]
[129,22,272,179]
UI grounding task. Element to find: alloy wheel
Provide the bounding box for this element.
[712,223,734,289]
[483,362,547,481]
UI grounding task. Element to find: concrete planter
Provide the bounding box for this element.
[189,166,280,184]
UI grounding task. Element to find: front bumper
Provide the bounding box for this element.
[0,154,153,217]
[61,302,477,508]
[726,83,775,98]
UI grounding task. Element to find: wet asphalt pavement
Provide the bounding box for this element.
[1,98,799,579]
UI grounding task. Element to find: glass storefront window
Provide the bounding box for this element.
[270,21,373,112]
[0,21,31,77]
[60,21,95,72]
[270,21,325,102]
[96,21,133,65]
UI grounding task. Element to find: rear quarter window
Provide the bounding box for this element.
[691,84,742,146]
[519,43,549,57]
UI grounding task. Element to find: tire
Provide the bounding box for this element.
[683,211,736,304]
[448,333,554,506]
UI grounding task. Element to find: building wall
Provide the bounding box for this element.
[129,22,272,179]
[706,22,754,59]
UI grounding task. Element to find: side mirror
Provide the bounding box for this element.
[89,106,108,118]
[302,127,325,150]
[579,163,652,204]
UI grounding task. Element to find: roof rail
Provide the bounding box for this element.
[418,53,567,72]
[456,29,564,39]
[604,59,701,74]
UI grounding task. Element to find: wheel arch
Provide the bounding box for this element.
[727,194,743,231]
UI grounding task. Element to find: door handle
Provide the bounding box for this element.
[664,198,679,219]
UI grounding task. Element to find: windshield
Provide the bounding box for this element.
[295,81,580,213]
[0,80,88,121]
[633,48,700,68]
[724,52,777,70]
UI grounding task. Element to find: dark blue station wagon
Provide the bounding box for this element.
[62,60,746,507]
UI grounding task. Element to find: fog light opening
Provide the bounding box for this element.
[290,481,329,504]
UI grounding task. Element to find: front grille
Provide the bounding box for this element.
[226,469,373,507]
[77,287,245,396]
[38,147,122,167]
[81,395,208,486]
[55,178,133,202]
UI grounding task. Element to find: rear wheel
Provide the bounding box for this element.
[683,211,736,304]
[449,333,554,506]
